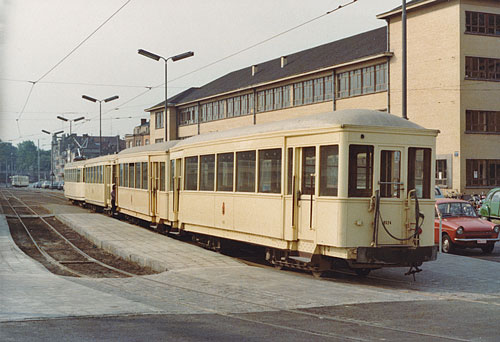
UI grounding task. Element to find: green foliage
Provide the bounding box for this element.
[16,141,38,172]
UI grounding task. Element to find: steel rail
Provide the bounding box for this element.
[2,189,136,278]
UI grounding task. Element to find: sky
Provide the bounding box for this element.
[0,0,404,150]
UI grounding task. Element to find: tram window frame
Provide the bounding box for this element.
[302,147,316,196]
[129,163,135,188]
[348,145,374,197]
[380,150,401,198]
[159,162,165,191]
[217,153,234,192]
[258,148,282,193]
[184,156,199,191]
[287,148,293,195]
[124,164,129,187]
[170,160,175,191]
[408,147,431,199]
[236,150,256,192]
[320,145,339,197]
[200,154,215,191]
[141,162,148,190]
[119,164,123,187]
[135,163,141,189]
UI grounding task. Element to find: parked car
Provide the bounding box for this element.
[41,181,50,189]
[57,181,64,190]
[479,187,500,221]
[435,198,500,254]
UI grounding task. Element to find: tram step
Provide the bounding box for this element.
[289,256,312,263]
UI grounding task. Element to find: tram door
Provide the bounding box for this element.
[296,146,317,241]
[151,162,159,219]
[375,148,406,245]
[104,165,111,207]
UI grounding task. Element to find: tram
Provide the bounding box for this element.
[12,175,29,187]
[65,109,439,275]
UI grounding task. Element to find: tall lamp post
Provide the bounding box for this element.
[82,95,119,156]
[138,49,194,142]
[42,129,63,188]
[57,115,85,135]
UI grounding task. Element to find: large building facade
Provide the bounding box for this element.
[145,0,499,195]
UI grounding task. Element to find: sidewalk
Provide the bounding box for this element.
[56,213,243,273]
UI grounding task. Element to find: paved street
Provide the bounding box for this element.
[1,189,500,341]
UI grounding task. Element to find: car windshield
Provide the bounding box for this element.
[437,202,477,218]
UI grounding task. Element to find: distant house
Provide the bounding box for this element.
[125,119,150,148]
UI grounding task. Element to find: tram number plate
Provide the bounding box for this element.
[477,239,487,244]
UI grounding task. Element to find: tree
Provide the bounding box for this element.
[16,140,38,173]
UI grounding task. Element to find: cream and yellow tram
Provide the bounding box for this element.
[64,159,87,202]
[169,109,439,275]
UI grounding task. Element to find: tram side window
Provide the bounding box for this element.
[170,160,175,191]
[380,150,401,198]
[320,145,339,196]
[200,155,215,191]
[236,151,256,192]
[287,148,293,195]
[160,162,165,191]
[142,162,148,190]
[119,164,123,187]
[185,156,198,191]
[302,147,316,195]
[217,153,234,192]
[135,163,141,189]
[348,145,374,197]
[408,147,431,199]
[124,164,129,187]
[129,163,135,188]
[258,148,281,193]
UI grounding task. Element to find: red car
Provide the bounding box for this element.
[434,199,500,254]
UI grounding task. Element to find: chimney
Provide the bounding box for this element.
[252,65,258,76]
[281,56,287,68]
[141,118,147,125]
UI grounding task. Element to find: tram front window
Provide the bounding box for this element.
[380,150,401,198]
[302,147,316,195]
[348,145,374,197]
[408,147,431,199]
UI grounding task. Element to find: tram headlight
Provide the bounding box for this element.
[456,226,464,235]
[494,225,500,234]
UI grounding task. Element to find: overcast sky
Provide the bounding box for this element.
[0,0,403,150]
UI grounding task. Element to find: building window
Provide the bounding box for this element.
[273,87,282,110]
[467,159,500,187]
[200,154,215,191]
[184,156,198,191]
[236,150,256,192]
[227,98,234,118]
[466,110,500,133]
[136,139,141,147]
[258,148,281,193]
[265,89,274,111]
[465,56,500,81]
[201,104,207,122]
[303,80,313,104]
[294,82,303,106]
[338,72,349,98]
[324,75,333,100]
[217,153,234,192]
[375,63,387,91]
[241,95,248,115]
[145,139,149,145]
[249,93,254,114]
[466,11,500,36]
[313,78,324,102]
[283,85,291,108]
[218,100,225,119]
[155,138,163,143]
[362,66,375,94]
[348,145,374,197]
[257,91,265,112]
[213,101,219,120]
[155,111,164,129]
[349,70,362,96]
[234,96,241,116]
[436,159,447,186]
[320,145,339,197]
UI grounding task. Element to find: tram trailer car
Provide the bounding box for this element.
[64,160,86,202]
[12,175,29,187]
[64,109,439,275]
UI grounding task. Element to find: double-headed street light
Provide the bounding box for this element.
[42,129,64,188]
[57,115,85,135]
[81,95,119,156]
[138,49,194,141]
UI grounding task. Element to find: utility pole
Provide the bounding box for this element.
[37,139,40,182]
[402,0,408,120]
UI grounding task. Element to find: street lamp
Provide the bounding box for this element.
[42,129,64,188]
[57,115,85,135]
[138,49,194,141]
[81,95,119,156]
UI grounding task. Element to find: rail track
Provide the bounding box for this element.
[0,189,155,278]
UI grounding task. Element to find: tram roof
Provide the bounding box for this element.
[117,141,179,155]
[176,109,434,147]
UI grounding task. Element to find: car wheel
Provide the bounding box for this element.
[481,244,494,254]
[442,235,454,253]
